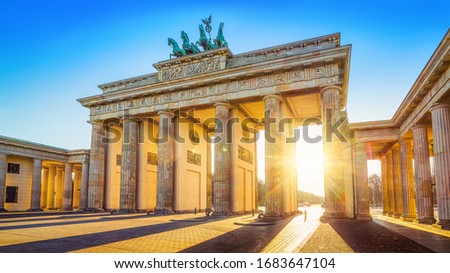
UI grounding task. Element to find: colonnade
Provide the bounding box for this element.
[379,103,450,229]
[86,93,304,216]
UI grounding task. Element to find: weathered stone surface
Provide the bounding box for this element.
[87,121,106,211]
[430,103,450,229]
[156,111,175,214]
[0,154,7,211]
[29,159,43,211]
[381,155,389,215]
[386,150,395,216]
[354,142,371,220]
[63,163,73,210]
[321,85,347,219]
[213,102,232,215]
[399,139,416,221]
[264,95,282,217]
[392,146,403,218]
[411,125,436,224]
[119,117,139,213]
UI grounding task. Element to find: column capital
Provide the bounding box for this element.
[213,101,232,109]
[430,103,450,112]
[121,115,141,122]
[263,95,282,103]
[158,110,174,118]
[386,149,392,157]
[392,144,400,152]
[411,124,429,131]
[320,85,342,95]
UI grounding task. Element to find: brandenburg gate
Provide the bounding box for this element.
[78,29,357,219]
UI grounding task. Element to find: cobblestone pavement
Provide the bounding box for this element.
[0,208,322,253]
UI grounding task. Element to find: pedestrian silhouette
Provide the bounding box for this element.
[304,210,307,222]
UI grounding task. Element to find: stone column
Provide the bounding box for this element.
[119,116,139,213]
[321,85,347,219]
[392,146,403,218]
[264,95,282,217]
[411,124,436,224]
[63,163,73,210]
[0,154,7,212]
[207,138,212,209]
[87,120,106,211]
[399,139,416,221]
[40,168,49,208]
[381,155,389,215]
[55,167,63,208]
[386,150,395,216]
[430,103,450,229]
[46,165,56,209]
[29,159,43,211]
[213,103,232,215]
[354,142,371,220]
[79,159,89,210]
[72,170,81,208]
[156,111,175,214]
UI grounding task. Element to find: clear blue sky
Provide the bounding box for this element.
[0,0,449,151]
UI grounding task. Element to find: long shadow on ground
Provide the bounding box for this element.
[0,214,159,231]
[0,216,224,253]
[329,220,433,253]
[180,216,293,253]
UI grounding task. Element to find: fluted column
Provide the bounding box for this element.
[430,103,450,229]
[156,111,175,214]
[40,168,49,208]
[55,167,63,208]
[63,163,73,210]
[392,146,403,218]
[46,165,56,209]
[0,154,7,212]
[29,159,43,211]
[411,125,436,224]
[386,150,395,216]
[381,155,389,215]
[119,116,139,213]
[87,120,106,211]
[354,142,371,220]
[213,103,232,215]
[264,95,282,217]
[321,85,346,219]
[399,139,416,221]
[79,159,89,210]
[73,170,81,208]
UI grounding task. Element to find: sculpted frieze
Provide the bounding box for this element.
[93,64,339,116]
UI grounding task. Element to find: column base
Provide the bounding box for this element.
[433,220,450,230]
[117,209,137,214]
[400,215,416,222]
[382,211,389,216]
[212,211,233,217]
[155,208,174,215]
[27,208,43,212]
[0,208,8,213]
[387,212,395,217]
[323,212,348,219]
[356,214,372,221]
[393,212,402,219]
[414,217,437,224]
[83,207,104,213]
[61,208,73,211]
